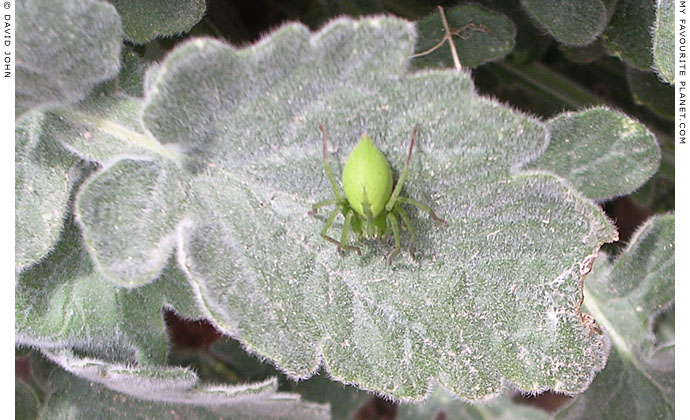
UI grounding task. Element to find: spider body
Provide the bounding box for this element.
[310,125,445,265]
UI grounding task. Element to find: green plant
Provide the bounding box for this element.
[16,1,673,419]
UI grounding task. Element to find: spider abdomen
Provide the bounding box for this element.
[342,134,393,219]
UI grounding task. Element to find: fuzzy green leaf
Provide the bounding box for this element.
[521,0,608,46]
[16,0,123,118]
[398,388,551,420]
[413,4,516,69]
[76,158,190,287]
[630,140,674,213]
[107,0,206,44]
[557,214,675,420]
[16,378,41,420]
[530,107,660,202]
[35,350,329,420]
[44,349,271,404]
[15,219,205,365]
[288,374,370,420]
[15,114,79,271]
[42,371,329,420]
[68,18,619,401]
[16,90,179,281]
[603,0,618,19]
[54,92,185,288]
[492,0,553,65]
[206,338,372,420]
[603,0,656,69]
[653,0,674,83]
[97,47,149,97]
[628,67,675,120]
[560,39,606,64]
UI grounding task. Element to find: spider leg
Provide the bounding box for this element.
[396,206,416,261]
[396,196,446,224]
[319,125,343,201]
[320,207,343,248]
[386,212,401,266]
[386,124,418,212]
[341,209,362,255]
[309,198,339,215]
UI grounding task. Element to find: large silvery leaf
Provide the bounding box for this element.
[15,113,80,271]
[76,17,617,401]
[15,218,205,365]
[557,214,674,420]
[16,0,123,118]
[27,350,329,420]
[107,0,206,44]
[521,0,608,46]
[530,107,660,202]
[653,0,674,83]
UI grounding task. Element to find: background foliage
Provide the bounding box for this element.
[16,0,674,419]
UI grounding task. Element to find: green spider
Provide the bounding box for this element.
[310,124,445,265]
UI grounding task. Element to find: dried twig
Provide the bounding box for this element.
[410,6,463,71]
